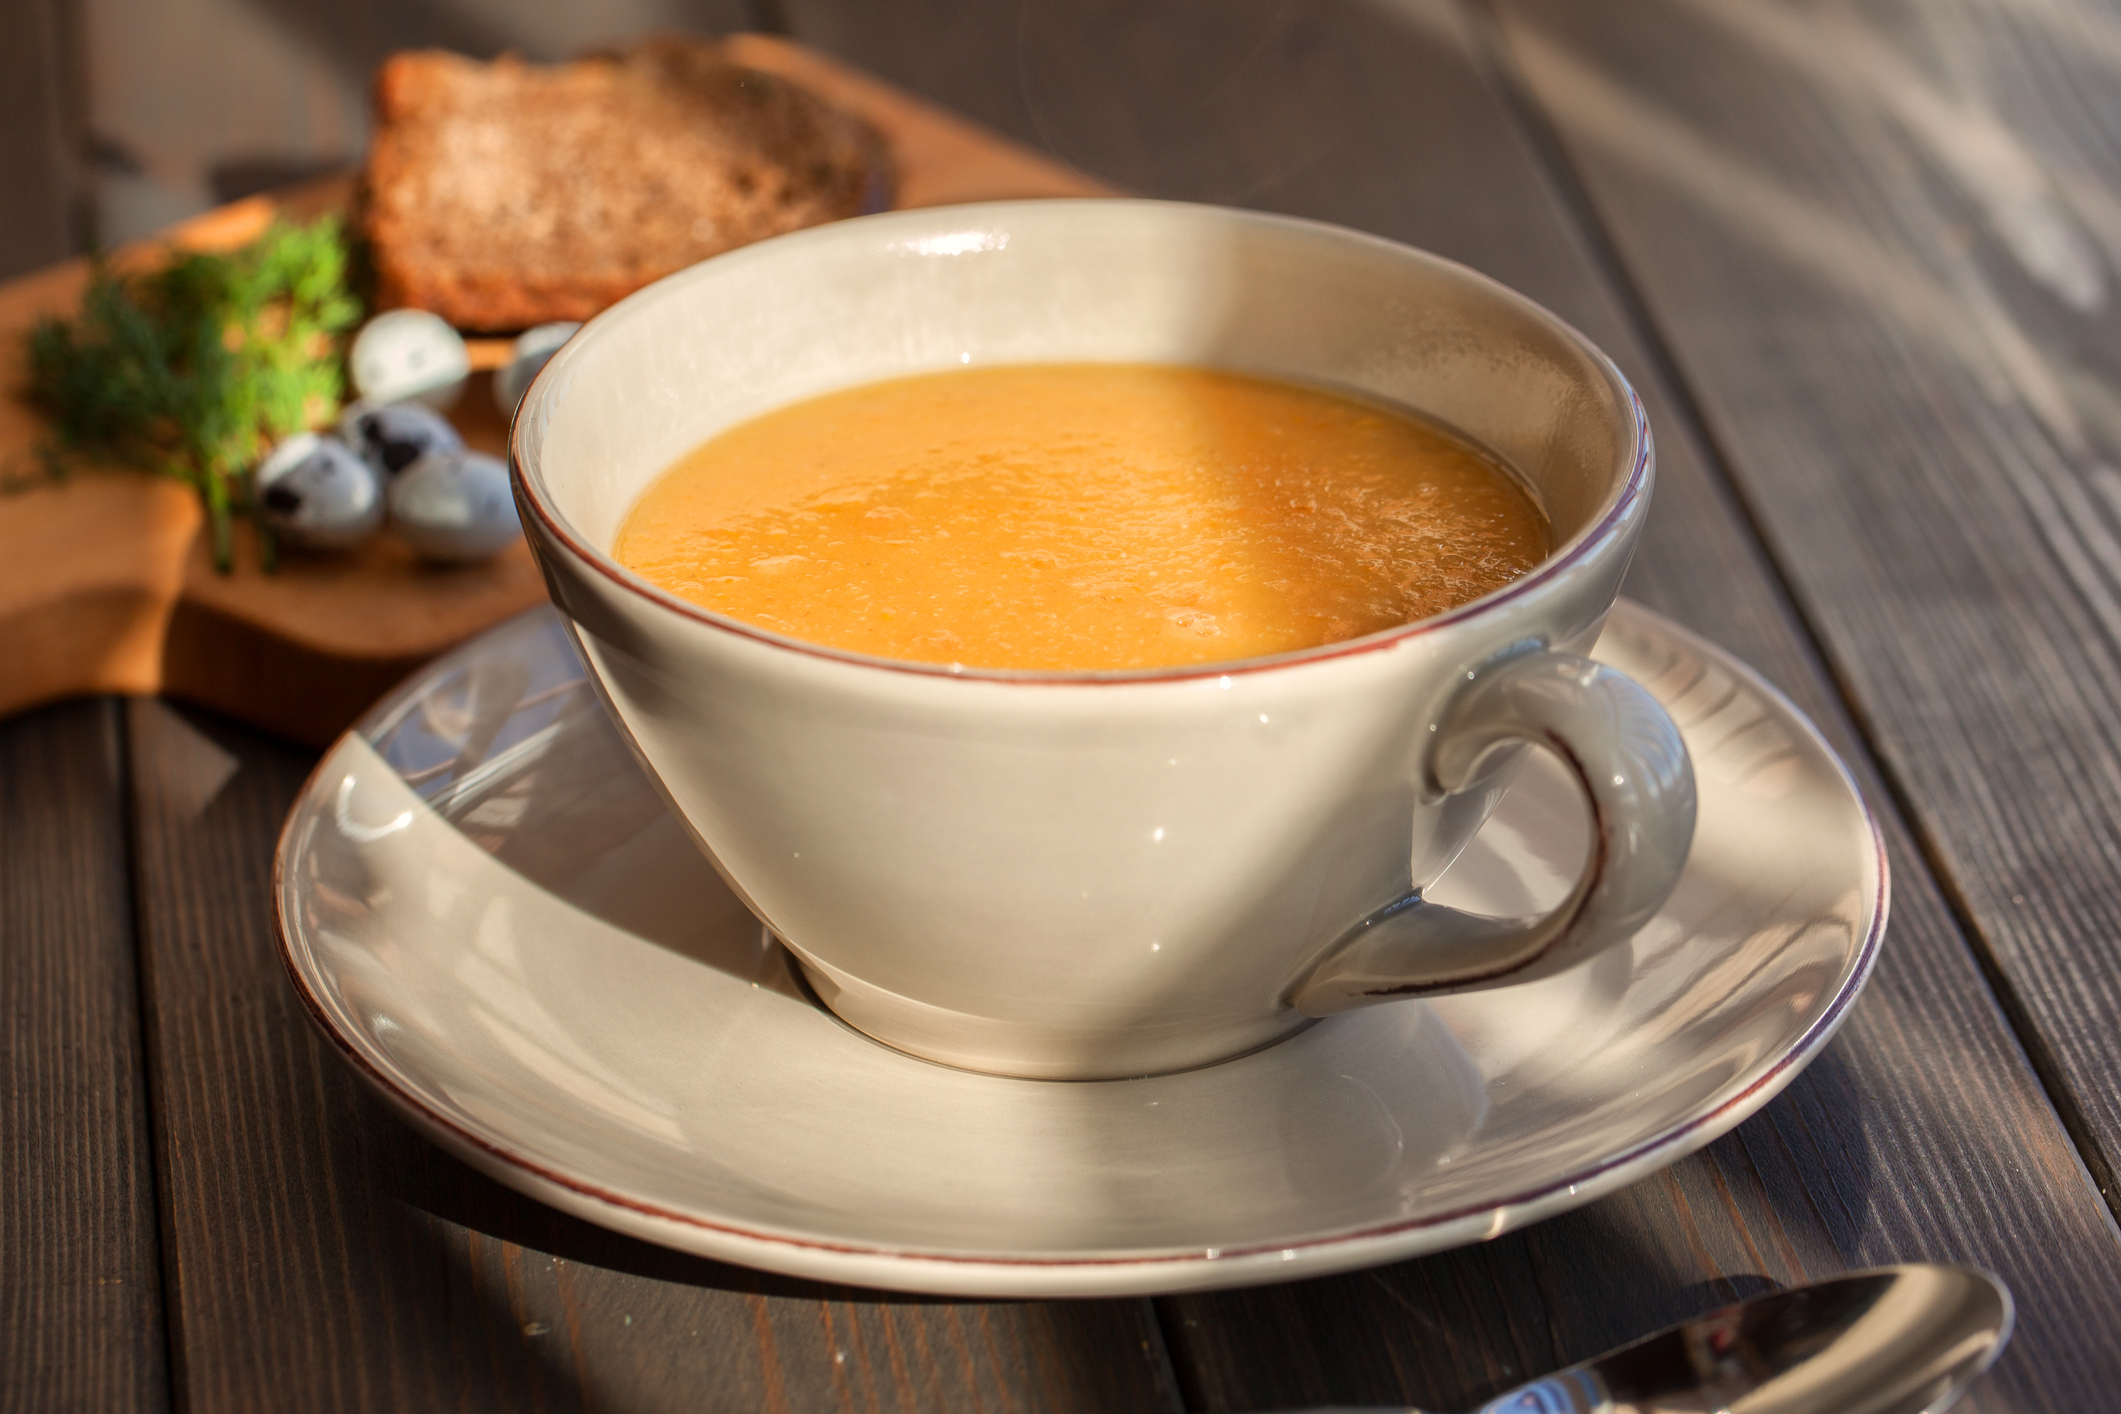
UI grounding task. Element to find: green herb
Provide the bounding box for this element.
[24,216,363,571]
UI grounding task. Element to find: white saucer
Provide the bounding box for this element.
[275,601,1883,1297]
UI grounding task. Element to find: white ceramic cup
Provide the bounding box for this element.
[513,200,1695,1080]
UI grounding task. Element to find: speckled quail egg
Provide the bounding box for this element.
[337,399,465,480]
[254,432,384,551]
[348,309,470,409]
[388,449,520,563]
[492,321,581,417]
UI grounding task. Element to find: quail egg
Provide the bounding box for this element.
[348,309,470,409]
[254,432,384,551]
[388,449,520,563]
[493,321,581,417]
[338,399,465,479]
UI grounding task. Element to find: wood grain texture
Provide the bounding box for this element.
[0,0,80,280]
[122,698,1183,1413]
[1491,0,2121,1230]
[782,1,2121,1408]
[0,700,168,1412]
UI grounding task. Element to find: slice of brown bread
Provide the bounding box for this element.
[362,37,892,332]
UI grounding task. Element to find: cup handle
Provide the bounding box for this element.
[1289,648,1696,1017]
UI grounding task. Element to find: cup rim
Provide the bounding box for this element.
[511,198,1653,686]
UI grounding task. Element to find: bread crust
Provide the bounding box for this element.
[362,38,892,331]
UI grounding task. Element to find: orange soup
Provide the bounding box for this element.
[614,364,1549,670]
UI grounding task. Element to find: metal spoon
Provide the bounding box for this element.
[1303,1263,2011,1414]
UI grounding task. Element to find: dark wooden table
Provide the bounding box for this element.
[13,1,2121,1409]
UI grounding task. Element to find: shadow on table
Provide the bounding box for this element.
[1149,1040,1878,1413]
[359,1087,1176,1411]
[369,1084,928,1304]
[344,1035,1875,1414]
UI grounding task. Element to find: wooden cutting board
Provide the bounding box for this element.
[0,36,1107,746]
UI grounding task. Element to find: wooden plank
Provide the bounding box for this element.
[1491,0,2121,1236]
[0,0,79,280]
[0,699,168,1411]
[123,698,1184,1412]
[781,1,2121,1409]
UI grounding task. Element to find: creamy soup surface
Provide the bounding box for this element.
[613,364,1550,671]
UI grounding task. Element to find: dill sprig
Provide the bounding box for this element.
[24,216,363,571]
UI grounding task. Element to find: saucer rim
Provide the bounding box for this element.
[273,599,1886,1295]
